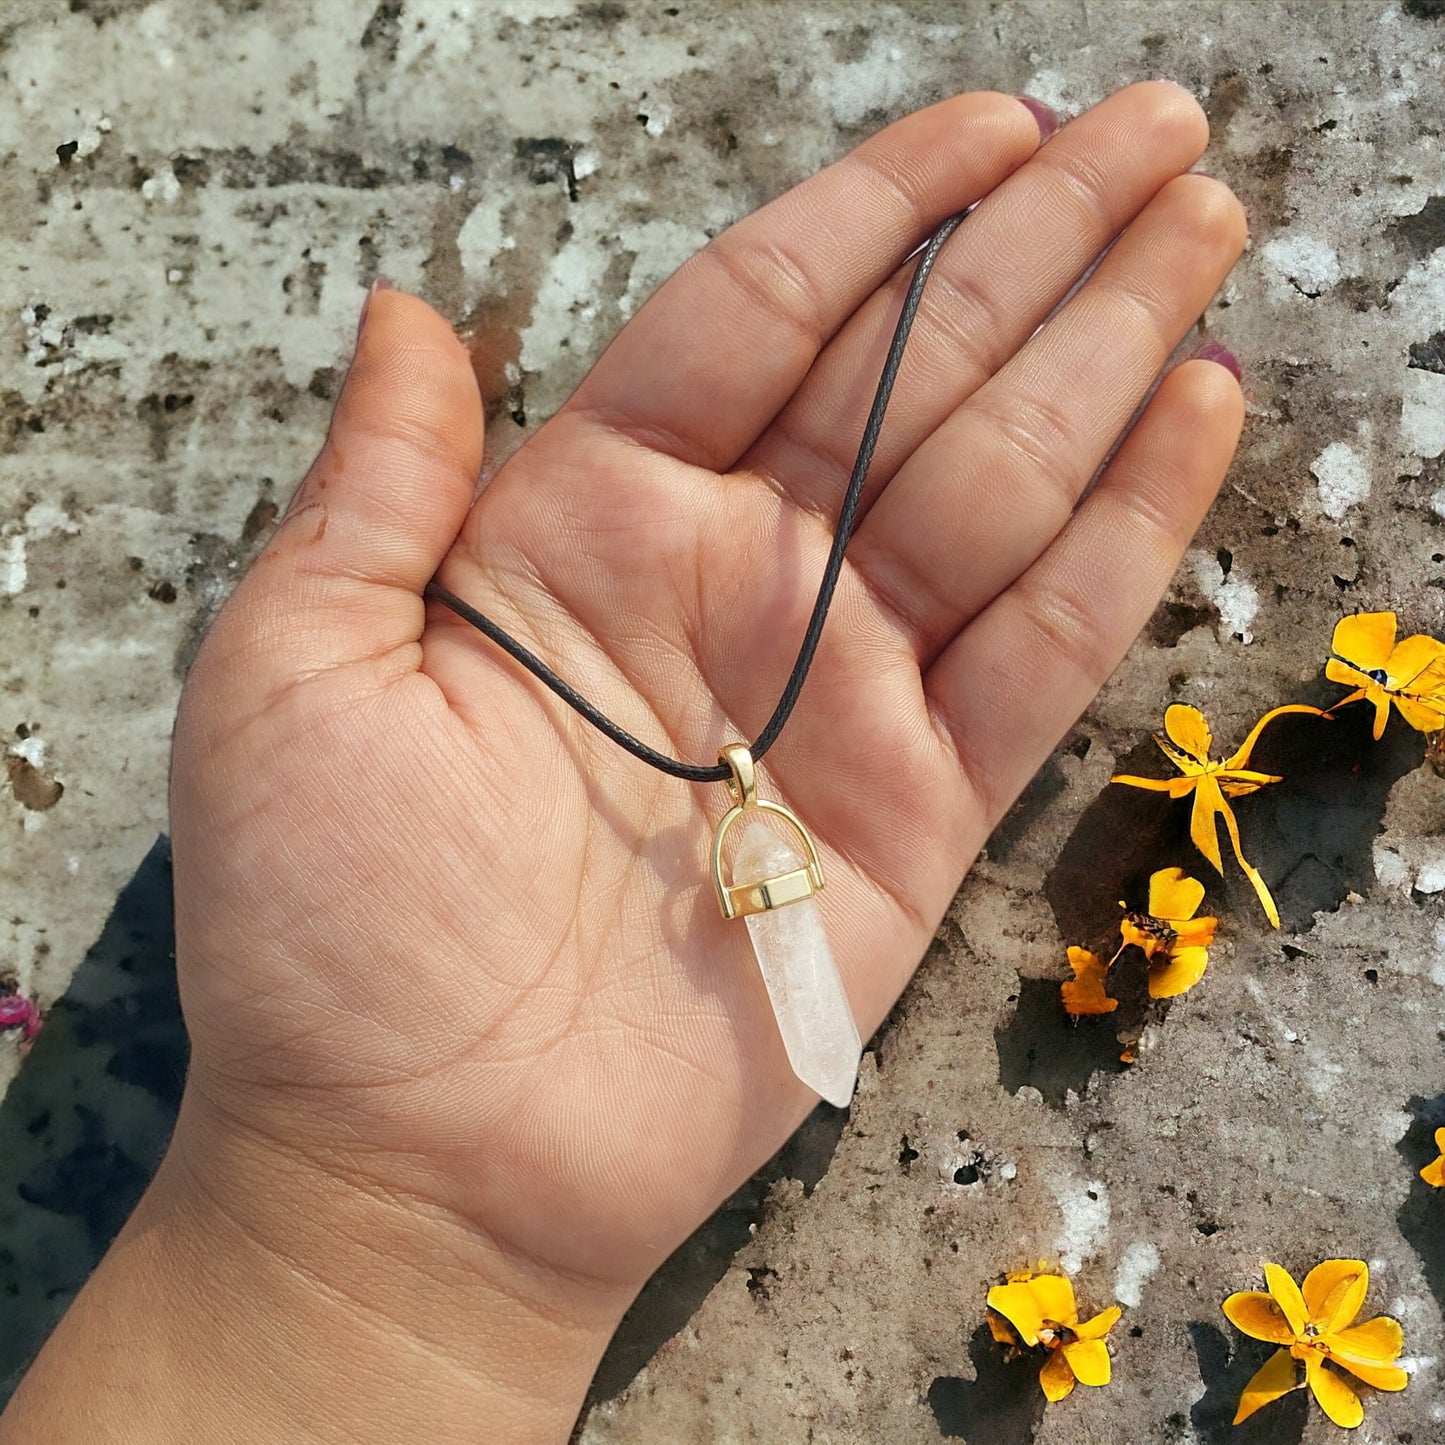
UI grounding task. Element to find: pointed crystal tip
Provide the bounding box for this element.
[734,819,862,1108]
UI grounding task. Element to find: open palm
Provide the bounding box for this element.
[170,84,1243,1301]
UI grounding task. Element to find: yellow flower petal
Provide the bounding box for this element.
[1263,1263,1309,1336]
[1327,1355,1409,1392]
[1215,792,1281,928]
[1302,1259,1367,1331]
[1061,946,1118,1017]
[1025,1272,1078,1328]
[1305,1355,1364,1429]
[1394,692,1445,734]
[1370,689,1391,740]
[1232,1347,1301,1425]
[1061,1337,1111,1387]
[1227,704,1329,770]
[1328,1314,1404,1366]
[1149,944,1208,998]
[1218,768,1283,794]
[986,1308,1019,1346]
[1039,1347,1076,1401]
[1148,866,1204,921]
[1164,704,1213,763]
[1172,915,1218,948]
[1074,1305,1122,1341]
[987,1282,1045,1346]
[1222,1290,1297,1345]
[1118,915,1162,956]
[1422,1129,1445,1188]
[1189,776,1227,874]
[1110,772,1196,797]
[1332,612,1397,674]
[1385,633,1445,692]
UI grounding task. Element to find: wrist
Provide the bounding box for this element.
[4,1089,632,1445]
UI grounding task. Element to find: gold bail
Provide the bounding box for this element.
[709,742,825,920]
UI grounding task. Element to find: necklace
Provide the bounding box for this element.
[426,211,966,1106]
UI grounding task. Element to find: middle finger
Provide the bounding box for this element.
[740,81,1209,520]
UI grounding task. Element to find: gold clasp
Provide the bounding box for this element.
[710,743,825,920]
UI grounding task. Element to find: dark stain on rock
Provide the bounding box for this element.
[1404,0,1445,18]
[359,0,404,59]
[1149,600,1215,648]
[0,838,185,1404]
[1230,144,1296,235]
[5,753,63,811]
[1189,1321,1308,1443]
[514,137,582,202]
[1202,71,1249,137]
[927,1324,1046,1444]
[15,1106,150,1251]
[1388,194,1445,260]
[583,1102,846,1408]
[240,495,279,545]
[1397,1093,1445,1311]
[1409,329,1445,375]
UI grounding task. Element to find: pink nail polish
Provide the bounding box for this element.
[355,275,391,343]
[1015,95,1060,139]
[1190,338,1242,381]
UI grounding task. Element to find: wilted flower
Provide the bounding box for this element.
[1223,1259,1408,1429]
[1120,867,1218,999]
[1112,703,1323,927]
[1326,612,1445,739]
[987,1267,1121,1401]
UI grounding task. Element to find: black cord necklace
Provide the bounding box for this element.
[424,209,965,783]
[424,210,966,1107]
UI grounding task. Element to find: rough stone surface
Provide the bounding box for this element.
[1,3,1443,1441]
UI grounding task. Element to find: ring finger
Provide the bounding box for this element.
[740,81,1210,520]
[850,171,1247,663]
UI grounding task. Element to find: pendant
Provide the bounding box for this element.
[710,744,862,1107]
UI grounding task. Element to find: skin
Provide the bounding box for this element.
[1,82,1246,1444]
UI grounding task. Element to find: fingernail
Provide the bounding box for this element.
[355,275,391,344]
[1015,95,1060,139]
[1190,337,1242,381]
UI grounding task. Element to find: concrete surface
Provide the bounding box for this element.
[2,1,1443,1441]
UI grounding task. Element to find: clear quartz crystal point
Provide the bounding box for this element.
[732,817,862,1107]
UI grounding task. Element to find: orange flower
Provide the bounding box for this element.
[1326,612,1445,739]
[1112,704,1323,927]
[1421,1127,1445,1188]
[1119,867,1218,999]
[1223,1259,1409,1428]
[987,1268,1121,1402]
[1060,946,1117,1016]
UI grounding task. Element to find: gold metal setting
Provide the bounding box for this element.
[710,743,825,920]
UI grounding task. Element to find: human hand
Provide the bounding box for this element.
[4,82,1245,1444]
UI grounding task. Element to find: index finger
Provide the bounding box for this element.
[564,92,1047,472]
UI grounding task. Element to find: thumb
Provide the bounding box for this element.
[224,279,485,678]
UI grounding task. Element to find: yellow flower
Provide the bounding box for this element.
[1223,1259,1409,1429]
[1060,945,1118,1016]
[986,1268,1121,1402]
[1326,612,1445,739]
[1421,1127,1445,1188]
[1112,704,1323,928]
[1119,867,1219,999]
